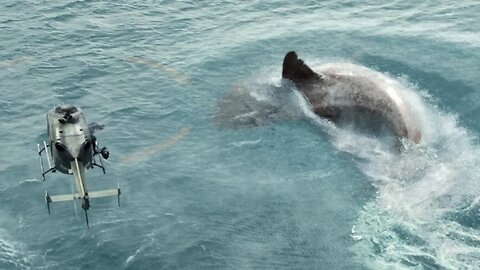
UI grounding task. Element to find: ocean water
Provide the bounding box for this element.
[1,1,480,269]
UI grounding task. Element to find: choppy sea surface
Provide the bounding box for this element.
[2,1,480,269]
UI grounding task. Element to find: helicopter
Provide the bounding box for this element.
[37,105,120,227]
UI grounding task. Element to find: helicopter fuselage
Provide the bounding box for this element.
[47,105,94,174]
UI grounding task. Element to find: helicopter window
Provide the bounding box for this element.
[55,105,78,114]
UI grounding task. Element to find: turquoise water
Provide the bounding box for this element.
[1,1,480,269]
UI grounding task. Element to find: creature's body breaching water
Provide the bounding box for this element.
[282,51,421,143]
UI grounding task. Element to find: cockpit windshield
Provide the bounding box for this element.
[55,105,78,114]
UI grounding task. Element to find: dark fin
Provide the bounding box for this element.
[282,51,321,85]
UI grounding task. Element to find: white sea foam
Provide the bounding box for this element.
[287,60,480,269]
[0,229,31,270]
[311,64,480,269]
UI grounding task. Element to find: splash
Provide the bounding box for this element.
[217,63,480,269]
[290,63,480,269]
[347,105,480,269]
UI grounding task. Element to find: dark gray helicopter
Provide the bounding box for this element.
[37,105,120,227]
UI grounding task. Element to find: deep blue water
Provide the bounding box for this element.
[1,1,480,269]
